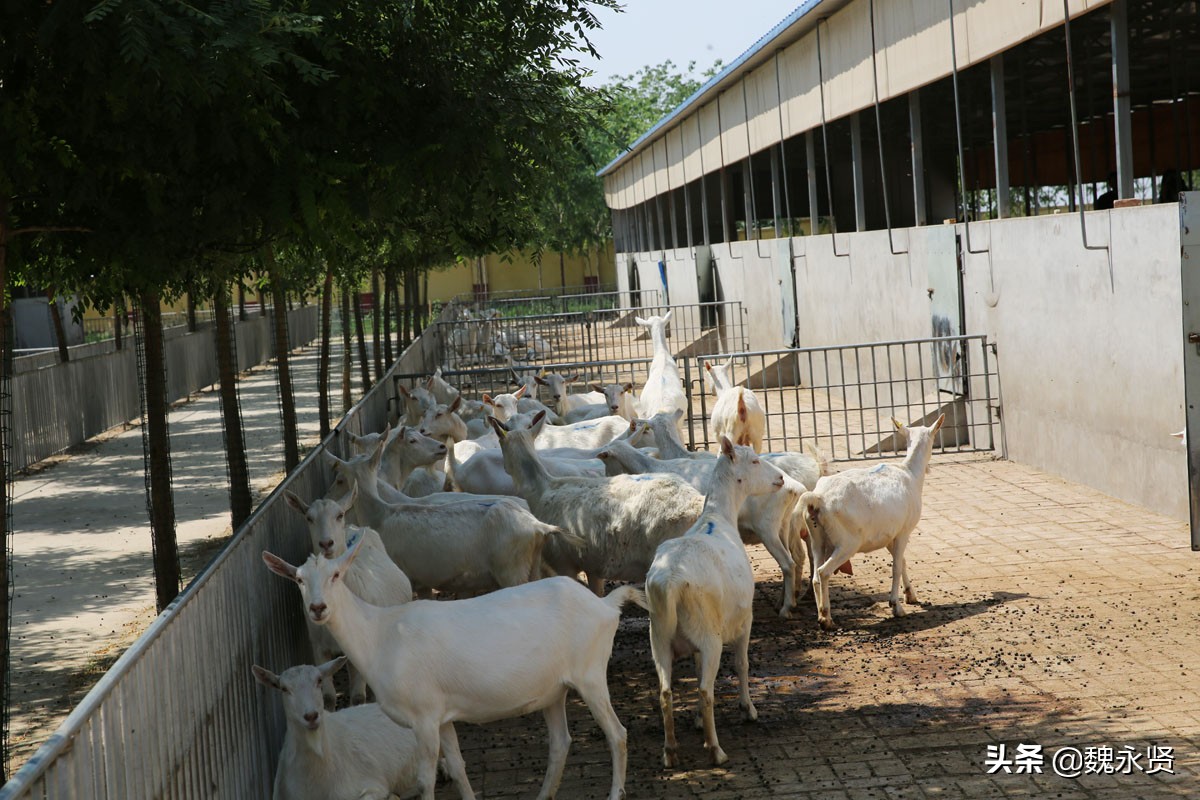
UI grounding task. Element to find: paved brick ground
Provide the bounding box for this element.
[439,453,1200,799]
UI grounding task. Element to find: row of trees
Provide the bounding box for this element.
[1,0,719,771]
[1,0,632,780]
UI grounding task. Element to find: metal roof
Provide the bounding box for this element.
[597,0,837,177]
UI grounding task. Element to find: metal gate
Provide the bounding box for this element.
[434,300,745,372]
[693,335,1002,461]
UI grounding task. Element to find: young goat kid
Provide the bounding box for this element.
[262,544,640,800]
[641,437,785,768]
[705,358,766,453]
[252,658,421,800]
[801,414,945,630]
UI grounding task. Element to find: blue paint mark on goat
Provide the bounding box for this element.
[871,464,887,474]
[703,521,715,536]
[477,501,496,508]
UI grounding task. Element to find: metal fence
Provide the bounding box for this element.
[448,289,663,320]
[434,300,745,373]
[0,307,435,800]
[450,282,615,304]
[12,307,318,474]
[692,335,1003,461]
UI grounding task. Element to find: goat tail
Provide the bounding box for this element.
[803,440,832,476]
[543,525,586,551]
[799,491,824,536]
[604,584,648,613]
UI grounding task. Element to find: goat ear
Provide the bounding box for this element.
[340,533,364,575]
[398,384,411,398]
[634,316,648,326]
[569,373,581,382]
[284,491,308,515]
[530,410,548,437]
[597,450,610,460]
[537,367,547,377]
[891,417,905,432]
[449,396,462,413]
[724,356,734,369]
[535,376,548,386]
[514,384,528,398]
[720,435,736,460]
[622,383,634,393]
[662,310,672,323]
[588,382,603,391]
[319,656,348,678]
[322,449,344,469]
[486,415,509,438]
[262,551,298,583]
[704,362,712,372]
[251,665,281,691]
[673,408,685,421]
[482,394,494,406]
[369,439,386,472]
[337,481,358,513]
[425,376,436,389]
[931,413,946,433]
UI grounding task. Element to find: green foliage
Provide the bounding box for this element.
[531,58,721,260]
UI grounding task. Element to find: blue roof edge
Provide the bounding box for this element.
[596,0,826,178]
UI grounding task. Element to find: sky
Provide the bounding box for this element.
[578,1,804,87]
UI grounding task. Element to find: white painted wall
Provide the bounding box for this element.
[961,206,1186,519]
[612,204,1188,519]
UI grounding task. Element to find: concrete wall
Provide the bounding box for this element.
[426,243,616,302]
[961,205,1186,519]
[614,203,1189,520]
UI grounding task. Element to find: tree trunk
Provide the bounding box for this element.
[392,272,404,356]
[382,270,394,367]
[213,285,252,529]
[340,284,352,412]
[353,290,371,393]
[238,282,247,321]
[401,268,412,348]
[46,288,69,363]
[113,300,123,351]
[559,251,566,290]
[370,267,383,381]
[265,252,300,472]
[186,292,197,332]
[318,268,333,439]
[0,203,11,781]
[422,270,429,332]
[138,289,181,612]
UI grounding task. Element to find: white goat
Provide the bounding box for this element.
[396,383,436,427]
[535,371,605,416]
[563,382,637,423]
[640,409,697,459]
[333,476,570,596]
[426,367,460,405]
[528,414,631,451]
[801,414,945,630]
[344,426,447,497]
[252,658,421,800]
[705,358,766,452]
[635,312,687,432]
[643,437,784,768]
[597,439,824,618]
[492,413,704,593]
[263,546,639,800]
[284,489,413,706]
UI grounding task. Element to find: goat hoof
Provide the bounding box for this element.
[818,617,835,631]
[742,703,758,722]
[778,606,793,620]
[892,604,907,618]
[709,746,729,766]
[662,748,677,769]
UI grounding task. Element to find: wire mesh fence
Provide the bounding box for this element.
[450,282,616,305]
[434,300,746,373]
[692,335,1002,461]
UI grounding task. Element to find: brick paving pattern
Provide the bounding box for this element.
[439,453,1200,799]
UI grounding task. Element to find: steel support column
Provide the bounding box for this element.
[1111,0,1134,199]
[991,55,1010,217]
[851,112,866,232]
[771,146,783,238]
[910,91,927,226]
[806,130,820,234]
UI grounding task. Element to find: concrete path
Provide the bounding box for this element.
[6,341,350,770]
[438,453,1200,799]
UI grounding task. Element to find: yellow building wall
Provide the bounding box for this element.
[426,243,617,302]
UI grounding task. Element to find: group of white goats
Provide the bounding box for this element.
[255,311,949,800]
[448,306,554,366]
